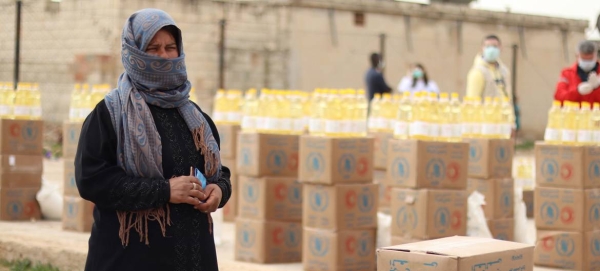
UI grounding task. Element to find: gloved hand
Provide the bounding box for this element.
[578,82,594,95]
[588,72,600,88]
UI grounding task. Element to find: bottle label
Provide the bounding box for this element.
[69,108,79,120]
[429,124,440,138]
[31,107,42,117]
[453,124,463,138]
[562,129,577,142]
[461,123,471,135]
[594,131,600,142]
[213,112,225,122]
[255,117,266,130]
[241,116,255,131]
[13,106,30,117]
[394,121,408,138]
[229,112,242,123]
[502,124,512,137]
[265,118,279,131]
[309,118,324,133]
[544,128,560,141]
[577,130,593,143]
[280,118,292,131]
[293,119,305,133]
[471,123,482,136]
[325,120,341,133]
[340,120,353,134]
[379,119,390,131]
[481,123,498,136]
[440,124,454,138]
[410,121,430,137]
[0,105,11,117]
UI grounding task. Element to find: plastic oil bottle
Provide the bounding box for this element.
[577,101,593,145]
[561,101,578,145]
[356,89,369,137]
[0,83,12,118]
[78,84,94,121]
[212,89,226,124]
[460,96,473,138]
[308,89,323,136]
[471,97,483,138]
[438,93,452,141]
[592,102,600,144]
[343,89,356,137]
[544,100,562,144]
[481,97,496,138]
[69,84,81,121]
[380,93,394,133]
[410,92,430,140]
[368,93,382,132]
[394,91,412,139]
[449,93,462,141]
[428,92,440,140]
[30,83,42,120]
[500,97,514,139]
[13,82,31,120]
[241,88,258,132]
[325,89,342,137]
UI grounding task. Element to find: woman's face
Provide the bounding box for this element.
[145,29,178,59]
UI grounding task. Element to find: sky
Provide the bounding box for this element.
[469,0,600,39]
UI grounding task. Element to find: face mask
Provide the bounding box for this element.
[483,46,500,63]
[378,61,385,69]
[579,59,597,71]
[413,69,424,79]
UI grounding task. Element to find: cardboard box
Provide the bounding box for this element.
[467,178,514,219]
[303,227,376,271]
[377,236,534,271]
[62,196,95,232]
[222,158,237,222]
[465,138,514,179]
[487,218,514,241]
[303,183,378,230]
[0,172,42,189]
[535,230,600,271]
[62,121,83,159]
[0,187,41,220]
[535,187,600,231]
[375,170,392,210]
[390,236,425,246]
[386,140,468,189]
[236,133,299,178]
[391,188,467,239]
[0,154,43,174]
[216,124,240,159]
[535,142,600,189]
[0,119,43,156]
[238,176,302,222]
[235,218,302,263]
[63,159,78,197]
[299,136,374,185]
[371,132,393,170]
[523,190,534,218]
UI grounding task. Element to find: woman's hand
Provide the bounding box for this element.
[169,176,207,205]
[194,184,222,213]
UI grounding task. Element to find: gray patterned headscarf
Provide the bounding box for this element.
[104,8,221,246]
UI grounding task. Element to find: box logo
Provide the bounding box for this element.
[240,148,251,166]
[66,201,78,217]
[390,158,409,181]
[541,159,559,179]
[68,172,76,188]
[345,236,357,254]
[306,152,324,177]
[501,191,512,215]
[243,182,259,203]
[7,201,22,218]
[590,204,600,225]
[446,162,461,182]
[434,207,450,233]
[496,233,509,241]
[345,190,357,209]
[238,226,256,248]
[285,228,300,248]
[495,145,509,163]
[555,235,575,256]
[289,185,302,205]
[337,154,356,179]
[560,163,573,180]
[356,157,369,176]
[358,189,375,213]
[272,227,284,245]
[9,122,39,141]
[396,206,418,230]
[267,150,287,173]
[274,183,287,201]
[309,188,329,212]
[540,202,559,224]
[68,128,78,144]
[469,144,482,162]
[451,210,462,230]
[288,152,299,171]
[560,206,575,224]
[357,236,371,257]
[589,161,600,184]
[426,159,445,186]
[541,236,555,251]
[591,236,600,256]
[309,235,329,257]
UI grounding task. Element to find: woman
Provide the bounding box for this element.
[75,9,231,271]
[397,63,440,94]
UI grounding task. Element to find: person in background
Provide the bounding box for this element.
[397,63,440,94]
[466,35,512,100]
[365,53,392,101]
[554,40,600,104]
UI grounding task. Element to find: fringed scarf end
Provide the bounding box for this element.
[117,205,172,247]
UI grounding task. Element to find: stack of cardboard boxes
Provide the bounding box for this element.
[371,131,394,211]
[234,132,303,264]
[298,136,377,270]
[0,119,44,221]
[387,139,469,245]
[465,138,515,241]
[216,124,240,222]
[62,121,95,232]
[533,143,600,270]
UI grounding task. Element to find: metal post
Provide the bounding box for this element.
[14,0,22,89]
[218,19,226,90]
[379,33,386,73]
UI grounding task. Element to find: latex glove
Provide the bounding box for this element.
[578,82,594,95]
[588,72,600,88]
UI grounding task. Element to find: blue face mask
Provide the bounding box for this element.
[413,69,424,79]
[483,46,500,63]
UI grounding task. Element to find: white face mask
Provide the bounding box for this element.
[579,58,597,71]
[483,46,500,63]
